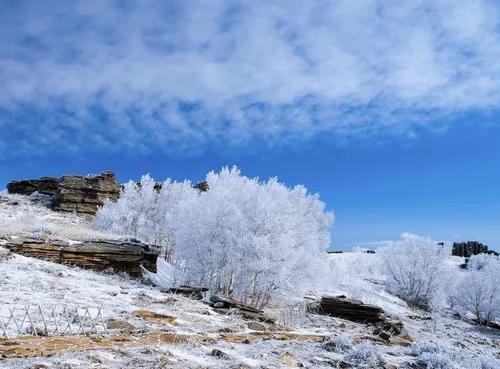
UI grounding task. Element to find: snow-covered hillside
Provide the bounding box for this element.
[0,194,122,241]
[0,194,499,368]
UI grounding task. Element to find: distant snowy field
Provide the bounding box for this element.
[0,193,499,368]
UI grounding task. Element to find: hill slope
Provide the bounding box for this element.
[0,194,498,368]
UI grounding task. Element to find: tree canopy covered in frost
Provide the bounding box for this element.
[93,167,334,307]
[378,233,451,309]
[450,254,500,324]
[93,175,194,259]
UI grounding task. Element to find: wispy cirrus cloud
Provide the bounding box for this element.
[0,0,499,157]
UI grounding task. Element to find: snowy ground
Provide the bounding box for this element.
[0,194,499,368]
[0,194,121,241]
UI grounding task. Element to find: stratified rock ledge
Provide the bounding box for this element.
[308,295,386,323]
[1,236,159,277]
[7,171,121,216]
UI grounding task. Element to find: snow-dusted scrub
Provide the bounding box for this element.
[378,234,452,309]
[323,334,353,353]
[450,254,500,324]
[411,340,500,369]
[94,167,334,308]
[345,342,385,368]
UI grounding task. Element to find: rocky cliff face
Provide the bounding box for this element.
[6,171,121,216]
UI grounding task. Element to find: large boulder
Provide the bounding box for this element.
[7,171,121,216]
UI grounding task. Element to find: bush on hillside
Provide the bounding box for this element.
[345,342,385,368]
[378,234,451,309]
[450,253,500,324]
[411,340,500,369]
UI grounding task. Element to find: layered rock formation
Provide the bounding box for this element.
[310,295,411,344]
[308,295,386,323]
[452,241,497,257]
[7,171,121,216]
[1,237,159,277]
[6,176,60,197]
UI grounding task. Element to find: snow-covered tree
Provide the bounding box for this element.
[451,254,500,324]
[93,167,334,307]
[378,234,451,309]
[93,175,196,260]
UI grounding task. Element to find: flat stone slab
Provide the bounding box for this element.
[308,295,386,323]
[2,237,159,277]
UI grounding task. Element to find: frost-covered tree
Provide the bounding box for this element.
[93,175,196,260]
[93,167,334,307]
[451,254,500,324]
[378,234,451,309]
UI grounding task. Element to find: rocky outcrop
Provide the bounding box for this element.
[6,177,60,197]
[55,172,121,214]
[452,241,498,257]
[452,241,487,257]
[310,295,411,345]
[7,171,121,216]
[308,295,386,323]
[2,237,159,277]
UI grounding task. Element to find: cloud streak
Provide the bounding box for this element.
[1,0,499,157]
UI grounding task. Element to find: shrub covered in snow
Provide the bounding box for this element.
[450,254,500,324]
[93,175,195,259]
[378,234,451,309]
[345,342,385,368]
[93,167,334,307]
[323,334,353,353]
[411,340,500,369]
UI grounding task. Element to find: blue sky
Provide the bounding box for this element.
[1,1,499,250]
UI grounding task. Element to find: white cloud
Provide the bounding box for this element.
[0,0,499,156]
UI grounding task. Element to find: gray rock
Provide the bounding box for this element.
[3,237,159,277]
[452,241,498,257]
[7,171,121,216]
[7,177,60,197]
[210,348,228,359]
[378,331,391,341]
[308,295,386,323]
